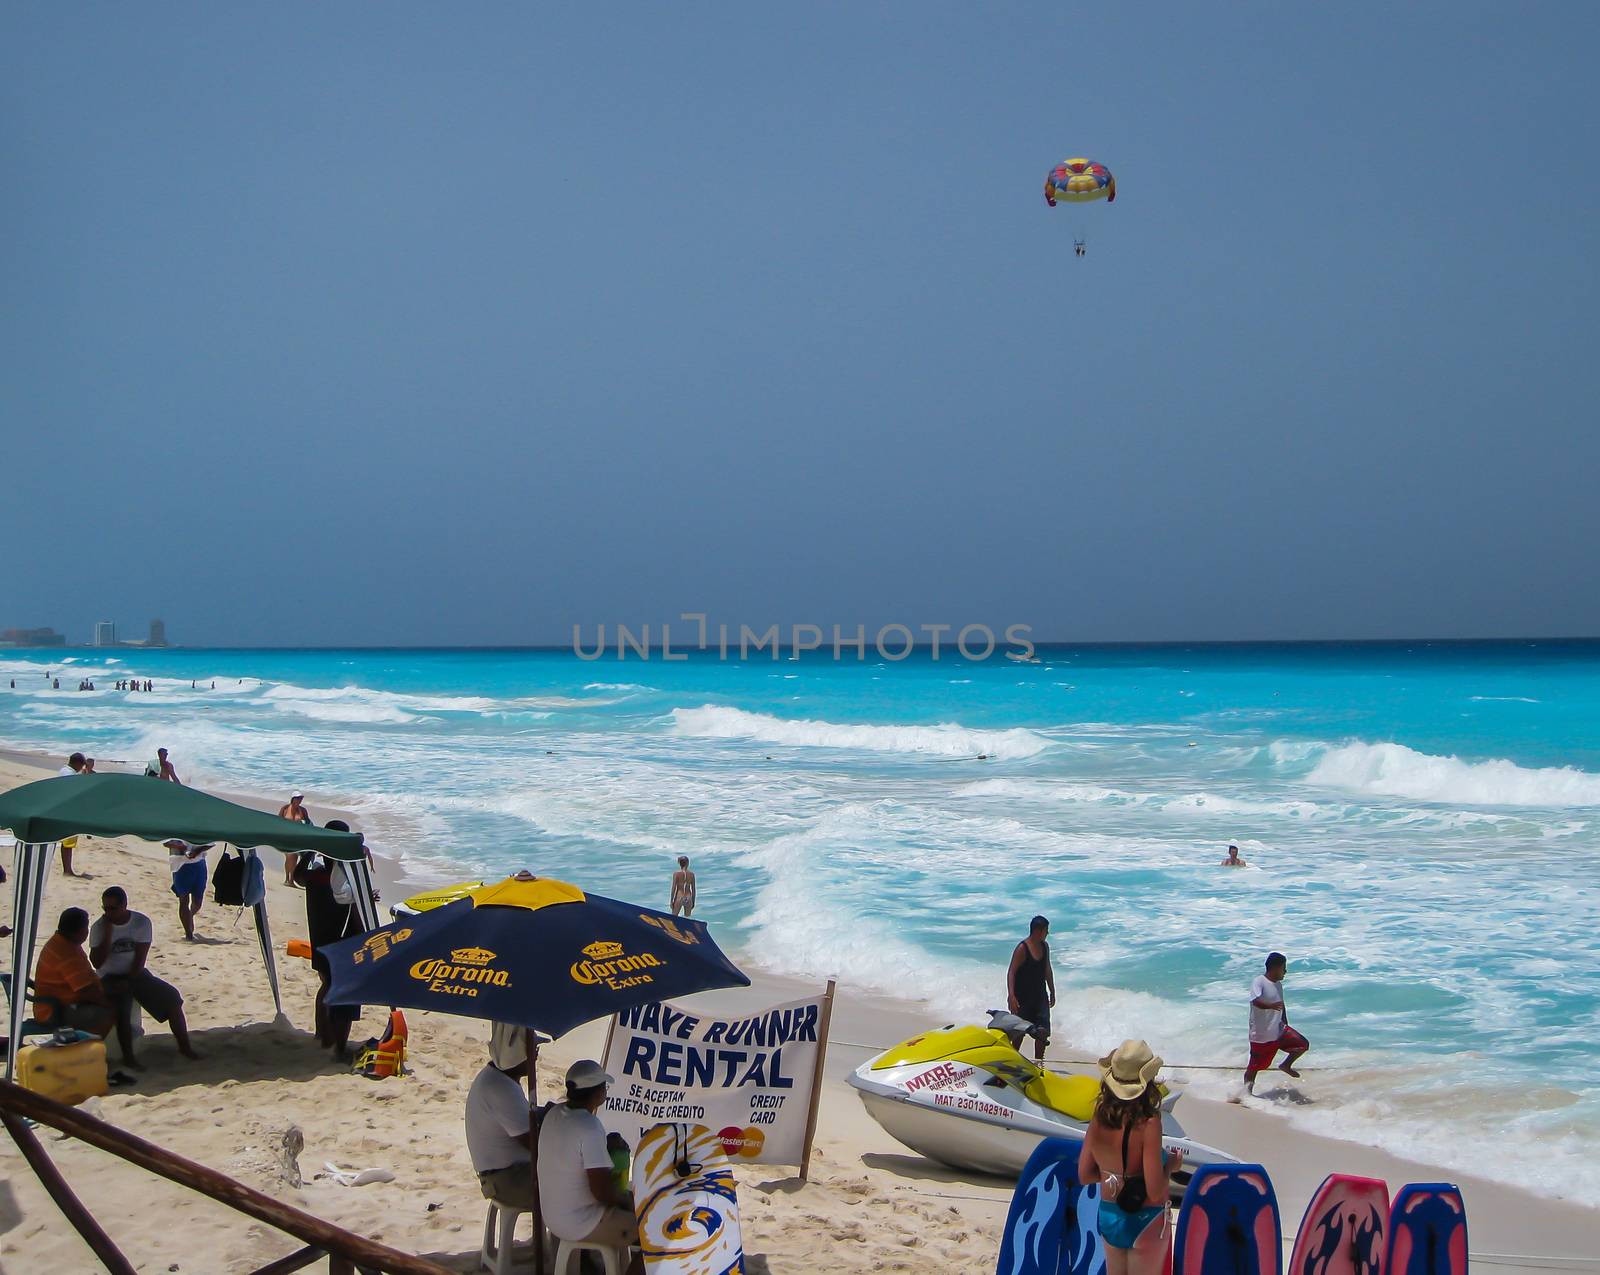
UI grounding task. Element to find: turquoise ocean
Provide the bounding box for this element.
[4,642,1598,1201]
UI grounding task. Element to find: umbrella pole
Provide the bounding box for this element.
[527,1027,546,1275]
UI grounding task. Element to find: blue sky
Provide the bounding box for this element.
[4,3,1597,645]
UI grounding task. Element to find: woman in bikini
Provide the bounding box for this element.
[1077,1039,1182,1275]
[670,856,696,918]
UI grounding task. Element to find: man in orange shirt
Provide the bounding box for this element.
[33,908,114,1038]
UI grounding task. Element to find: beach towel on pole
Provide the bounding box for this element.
[345,858,380,935]
[6,842,53,1081]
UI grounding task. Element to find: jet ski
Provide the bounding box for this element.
[388,880,485,920]
[847,1018,1236,1197]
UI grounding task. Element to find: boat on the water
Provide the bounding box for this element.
[847,1021,1236,1197]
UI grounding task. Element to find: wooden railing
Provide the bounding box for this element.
[0,1079,452,1275]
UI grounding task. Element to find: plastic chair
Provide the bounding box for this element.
[551,1236,630,1275]
[480,1199,532,1274]
[0,976,64,1041]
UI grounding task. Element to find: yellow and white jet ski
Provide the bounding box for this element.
[388,880,485,919]
[847,1022,1235,1195]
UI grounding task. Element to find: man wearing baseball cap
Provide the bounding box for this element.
[537,1058,641,1269]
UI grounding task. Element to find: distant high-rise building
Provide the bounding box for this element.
[149,618,167,647]
[93,620,116,648]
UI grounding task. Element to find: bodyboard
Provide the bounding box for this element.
[634,1122,745,1275]
[1174,1163,1281,1275]
[1288,1174,1388,1275]
[996,1137,1106,1275]
[1384,1183,1466,1275]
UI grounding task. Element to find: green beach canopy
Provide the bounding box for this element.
[0,773,366,857]
[4,773,379,1082]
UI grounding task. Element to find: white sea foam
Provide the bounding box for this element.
[958,778,1159,806]
[258,683,504,714]
[1160,792,1331,819]
[1303,740,1600,807]
[670,705,1050,760]
[262,697,418,724]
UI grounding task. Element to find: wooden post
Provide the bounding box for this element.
[247,1245,325,1275]
[0,1080,449,1274]
[526,1027,546,1275]
[797,979,836,1183]
[1,1106,138,1275]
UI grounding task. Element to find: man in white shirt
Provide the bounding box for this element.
[89,885,198,1067]
[537,1060,641,1270]
[56,752,86,876]
[466,1025,537,1209]
[164,839,211,941]
[1244,951,1310,1093]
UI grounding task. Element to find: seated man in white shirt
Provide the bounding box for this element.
[538,1059,641,1271]
[89,886,199,1067]
[466,1025,539,1210]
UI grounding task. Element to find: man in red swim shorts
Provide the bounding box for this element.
[1244,951,1309,1093]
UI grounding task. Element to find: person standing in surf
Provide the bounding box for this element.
[670,855,696,918]
[1243,951,1309,1092]
[1006,915,1055,1062]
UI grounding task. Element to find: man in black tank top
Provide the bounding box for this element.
[1006,915,1056,1062]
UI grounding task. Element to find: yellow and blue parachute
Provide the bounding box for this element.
[1044,159,1115,206]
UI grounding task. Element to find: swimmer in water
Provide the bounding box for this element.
[1220,844,1247,868]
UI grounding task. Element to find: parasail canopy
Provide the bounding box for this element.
[1045,158,1116,207]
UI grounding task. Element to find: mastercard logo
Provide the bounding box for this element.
[716,1125,765,1158]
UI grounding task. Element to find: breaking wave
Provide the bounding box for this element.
[1301,740,1600,807]
[670,705,1050,760]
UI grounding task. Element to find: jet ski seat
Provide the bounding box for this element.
[1023,1070,1100,1120]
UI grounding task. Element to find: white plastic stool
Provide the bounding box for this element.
[552,1236,630,1275]
[480,1200,532,1274]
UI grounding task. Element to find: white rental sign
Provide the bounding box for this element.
[599,992,830,1167]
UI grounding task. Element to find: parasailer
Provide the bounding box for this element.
[1045,158,1115,256]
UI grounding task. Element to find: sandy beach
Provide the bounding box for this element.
[3,748,1597,1273]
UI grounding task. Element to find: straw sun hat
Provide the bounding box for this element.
[1099,1038,1163,1100]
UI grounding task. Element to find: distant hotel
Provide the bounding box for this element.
[0,619,168,648]
[0,626,66,647]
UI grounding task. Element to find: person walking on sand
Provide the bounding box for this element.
[1243,951,1309,1093]
[56,752,87,876]
[670,855,696,918]
[146,747,181,783]
[1220,844,1247,867]
[1006,915,1056,1063]
[278,790,312,886]
[1077,1040,1181,1275]
[164,839,211,940]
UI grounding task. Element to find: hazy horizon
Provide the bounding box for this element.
[6,4,1597,646]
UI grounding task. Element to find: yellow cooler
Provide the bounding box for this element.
[16,1038,109,1105]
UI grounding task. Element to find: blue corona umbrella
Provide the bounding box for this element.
[321,874,749,1036]
[321,874,750,1275]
